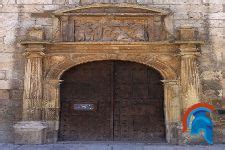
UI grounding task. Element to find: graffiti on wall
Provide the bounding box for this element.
[182,103,215,144]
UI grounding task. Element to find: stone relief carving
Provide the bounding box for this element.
[74,18,149,42]
[75,20,101,41]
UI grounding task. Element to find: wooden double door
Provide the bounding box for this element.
[59,60,165,142]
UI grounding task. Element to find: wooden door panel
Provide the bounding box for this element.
[113,61,165,141]
[59,61,113,141]
[59,60,165,142]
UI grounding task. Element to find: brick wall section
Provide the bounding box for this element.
[0,0,224,143]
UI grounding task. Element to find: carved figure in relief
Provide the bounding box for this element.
[103,19,147,41]
[74,19,149,42]
[75,21,101,41]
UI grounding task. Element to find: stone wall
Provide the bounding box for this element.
[0,0,224,143]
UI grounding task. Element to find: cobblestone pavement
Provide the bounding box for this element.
[0,143,225,150]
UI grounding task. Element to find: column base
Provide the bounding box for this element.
[167,122,182,144]
[14,121,48,144]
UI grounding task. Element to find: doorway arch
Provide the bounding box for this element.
[58,60,166,142]
[42,54,181,144]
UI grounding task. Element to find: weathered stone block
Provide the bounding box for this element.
[0,130,14,143]
[0,89,9,99]
[17,0,52,4]
[14,121,48,144]
[222,128,225,143]
[178,27,198,41]
[9,89,23,100]
[0,70,7,80]
[0,99,22,123]
[27,27,45,41]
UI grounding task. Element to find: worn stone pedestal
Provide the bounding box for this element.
[14,121,48,144]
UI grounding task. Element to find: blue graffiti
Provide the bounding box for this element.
[188,108,213,144]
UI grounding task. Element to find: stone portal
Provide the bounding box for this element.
[14,3,203,144]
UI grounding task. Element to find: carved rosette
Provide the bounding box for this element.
[22,46,45,121]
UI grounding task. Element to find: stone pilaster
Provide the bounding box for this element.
[180,44,201,112]
[14,44,48,144]
[178,27,201,112]
[162,80,182,144]
[43,79,62,143]
[22,45,45,121]
[14,27,48,144]
[179,47,205,144]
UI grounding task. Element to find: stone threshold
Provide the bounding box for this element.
[56,141,168,145]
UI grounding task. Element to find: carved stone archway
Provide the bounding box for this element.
[46,53,178,80]
[14,3,203,145]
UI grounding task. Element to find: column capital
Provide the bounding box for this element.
[179,43,199,50]
[179,44,200,58]
[23,51,45,58]
[44,79,63,87]
[23,44,46,58]
[180,51,201,58]
[161,80,179,85]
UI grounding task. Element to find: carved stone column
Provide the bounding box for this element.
[179,45,202,144]
[43,79,62,143]
[14,27,48,144]
[180,45,201,112]
[162,80,182,144]
[22,45,45,120]
[178,27,201,112]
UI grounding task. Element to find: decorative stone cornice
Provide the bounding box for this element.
[20,40,204,46]
[53,3,171,16]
